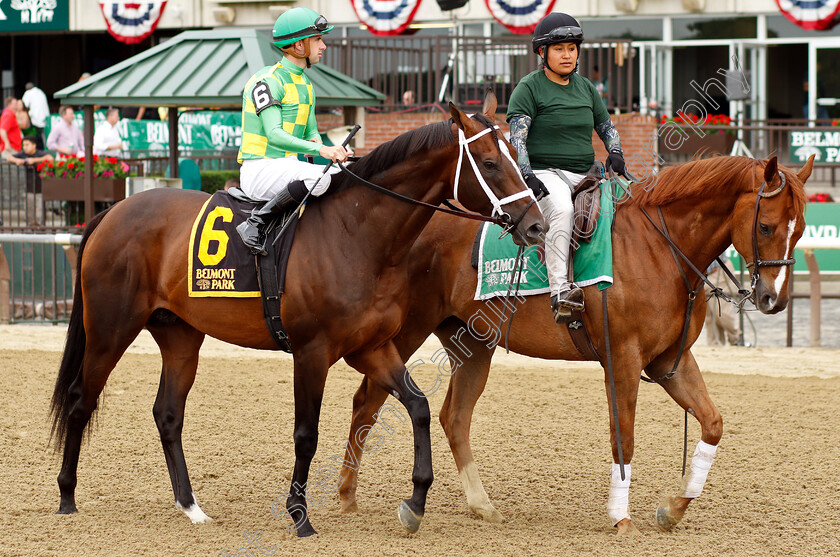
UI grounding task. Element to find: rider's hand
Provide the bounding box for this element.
[319,144,350,163]
[606,149,627,178]
[524,173,549,200]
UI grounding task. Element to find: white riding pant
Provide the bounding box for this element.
[240,157,341,202]
[534,168,586,297]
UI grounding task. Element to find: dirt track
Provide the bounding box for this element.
[1,325,839,556]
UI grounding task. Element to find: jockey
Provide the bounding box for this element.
[507,12,629,322]
[236,7,351,254]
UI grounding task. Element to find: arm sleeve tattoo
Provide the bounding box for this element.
[508,114,534,177]
[595,118,623,153]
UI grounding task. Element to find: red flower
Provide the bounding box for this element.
[107,157,118,164]
[67,162,75,169]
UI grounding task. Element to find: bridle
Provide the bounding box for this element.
[338,119,537,237]
[452,122,537,236]
[747,171,795,292]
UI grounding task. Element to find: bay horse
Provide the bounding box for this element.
[49,95,546,536]
[336,155,814,534]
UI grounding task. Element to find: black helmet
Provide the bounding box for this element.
[532,13,583,54]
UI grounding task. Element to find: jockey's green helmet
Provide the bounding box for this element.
[272,8,333,49]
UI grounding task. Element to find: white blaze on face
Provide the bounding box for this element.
[774,218,798,294]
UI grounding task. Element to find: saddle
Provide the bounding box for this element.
[193,187,300,352]
[560,161,607,245]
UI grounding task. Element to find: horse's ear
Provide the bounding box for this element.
[763,156,778,184]
[797,154,815,183]
[482,89,498,122]
[449,102,466,131]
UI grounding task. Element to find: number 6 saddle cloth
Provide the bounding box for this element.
[188,191,297,298]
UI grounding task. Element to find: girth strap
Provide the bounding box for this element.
[566,309,601,361]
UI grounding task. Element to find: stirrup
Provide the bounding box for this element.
[551,287,584,323]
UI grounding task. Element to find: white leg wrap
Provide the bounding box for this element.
[606,463,631,526]
[681,440,717,498]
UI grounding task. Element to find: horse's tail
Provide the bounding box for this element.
[50,208,113,451]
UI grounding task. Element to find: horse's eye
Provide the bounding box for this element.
[483,160,496,171]
[759,223,771,236]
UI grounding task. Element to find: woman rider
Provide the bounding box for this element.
[507,12,629,322]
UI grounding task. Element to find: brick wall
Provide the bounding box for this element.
[316,110,658,172]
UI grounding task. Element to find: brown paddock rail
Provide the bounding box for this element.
[325,34,635,113]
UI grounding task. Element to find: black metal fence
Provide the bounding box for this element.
[325,34,635,113]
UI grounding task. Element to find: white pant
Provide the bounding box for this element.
[534,169,586,296]
[240,157,341,202]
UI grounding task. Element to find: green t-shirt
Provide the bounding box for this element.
[506,70,610,174]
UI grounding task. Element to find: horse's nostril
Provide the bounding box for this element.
[761,293,774,310]
[527,222,545,240]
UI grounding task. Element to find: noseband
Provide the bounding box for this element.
[747,171,795,290]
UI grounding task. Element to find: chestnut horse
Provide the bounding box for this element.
[337,155,814,533]
[49,96,546,536]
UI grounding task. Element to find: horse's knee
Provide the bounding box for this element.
[152,406,183,442]
[293,428,319,461]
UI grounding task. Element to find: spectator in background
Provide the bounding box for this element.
[591,65,608,102]
[22,82,49,149]
[704,258,742,346]
[0,97,23,156]
[47,105,85,157]
[5,136,54,225]
[93,108,125,156]
[402,90,416,105]
[224,177,240,191]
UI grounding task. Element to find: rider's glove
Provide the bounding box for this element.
[606,148,627,178]
[524,173,549,200]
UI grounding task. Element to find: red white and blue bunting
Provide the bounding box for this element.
[484,0,557,35]
[99,1,167,44]
[776,0,840,30]
[350,0,423,36]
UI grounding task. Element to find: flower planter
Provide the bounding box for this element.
[41,178,126,202]
[658,131,735,156]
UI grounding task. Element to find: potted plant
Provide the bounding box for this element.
[37,155,130,225]
[658,113,736,155]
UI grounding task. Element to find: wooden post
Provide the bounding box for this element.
[804,250,821,348]
[83,105,95,224]
[0,245,10,324]
[786,273,793,347]
[169,107,179,178]
[343,105,365,149]
[63,245,78,287]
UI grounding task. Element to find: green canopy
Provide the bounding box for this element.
[54,28,385,107]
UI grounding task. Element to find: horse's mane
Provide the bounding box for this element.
[327,118,457,194]
[632,155,806,216]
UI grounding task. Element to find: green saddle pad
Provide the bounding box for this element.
[474,178,625,300]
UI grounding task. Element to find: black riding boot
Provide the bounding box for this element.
[237,180,308,255]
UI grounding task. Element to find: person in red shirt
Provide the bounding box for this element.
[0,97,23,155]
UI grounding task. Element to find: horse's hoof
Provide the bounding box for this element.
[175,501,213,524]
[470,504,504,523]
[340,498,359,513]
[616,518,640,536]
[398,500,423,533]
[56,503,77,515]
[655,496,685,532]
[296,524,318,538]
[655,503,679,532]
